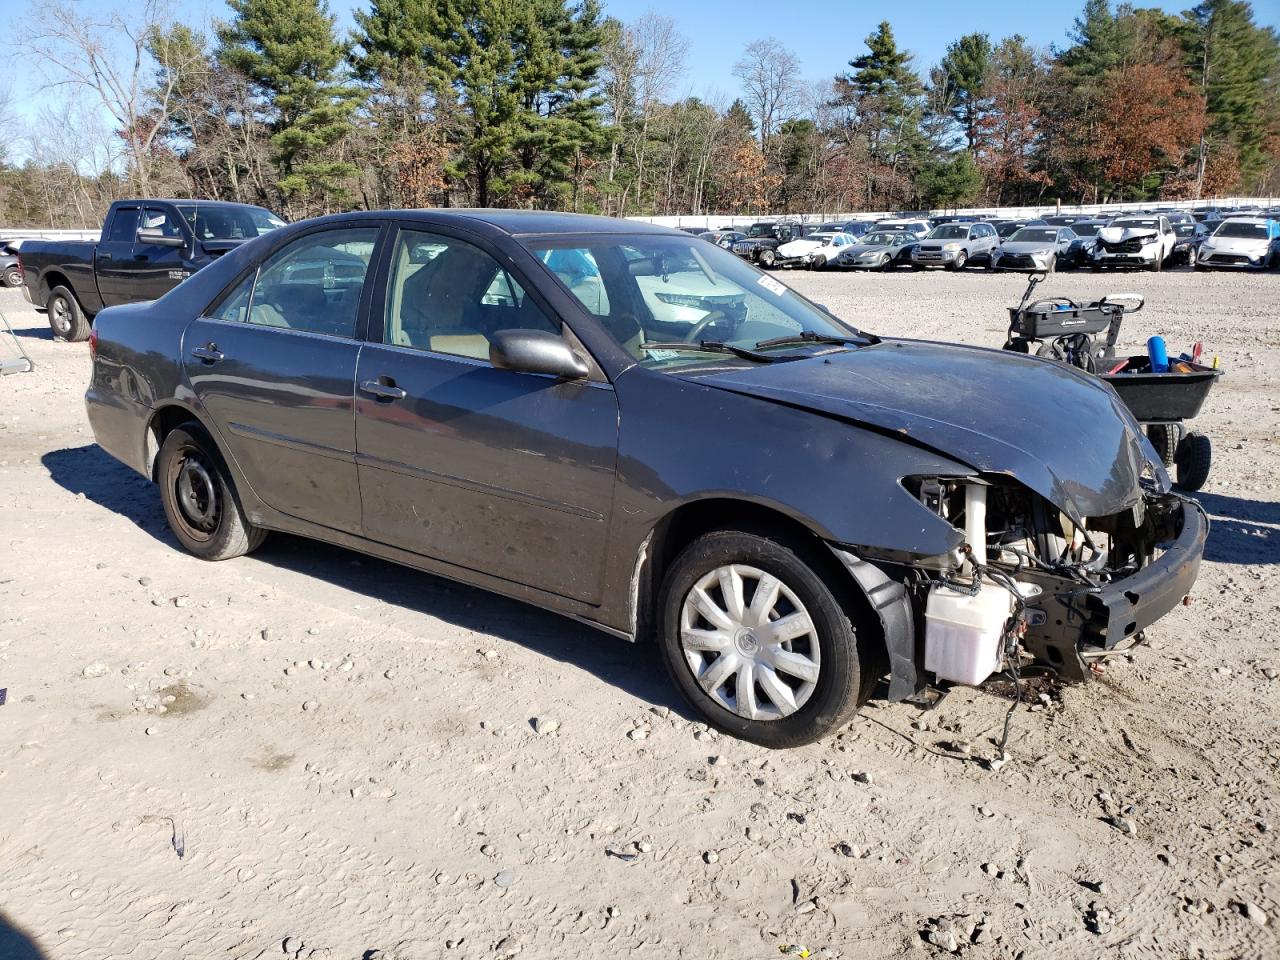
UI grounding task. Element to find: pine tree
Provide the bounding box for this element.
[1182,0,1280,191]
[217,0,361,213]
[939,33,993,152]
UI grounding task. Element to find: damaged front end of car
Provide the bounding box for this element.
[833,471,1207,700]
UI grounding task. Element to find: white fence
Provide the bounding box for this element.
[628,197,1277,230]
[0,229,99,246]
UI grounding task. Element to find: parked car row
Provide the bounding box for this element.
[704,210,1280,275]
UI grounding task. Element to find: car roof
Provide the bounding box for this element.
[286,208,686,238]
[133,198,275,210]
[1219,216,1269,224]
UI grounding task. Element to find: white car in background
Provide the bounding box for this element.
[1091,216,1177,271]
[1195,217,1280,270]
[774,230,857,268]
[876,219,932,239]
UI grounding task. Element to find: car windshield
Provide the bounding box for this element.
[1213,221,1268,239]
[928,225,970,239]
[1175,224,1199,237]
[525,235,866,369]
[1072,223,1103,236]
[179,204,286,241]
[1113,218,1159,229]
[863,232,904,245]
[1009,228,1058,243]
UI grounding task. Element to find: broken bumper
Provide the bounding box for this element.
[1020,499,1208,679]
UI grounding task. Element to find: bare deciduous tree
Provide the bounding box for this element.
[733,37,801,149]
[26,0,199,197]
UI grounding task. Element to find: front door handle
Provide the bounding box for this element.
[191,343,224,363]
[359,379,406,401]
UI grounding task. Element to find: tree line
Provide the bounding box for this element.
[1,0,1277,228]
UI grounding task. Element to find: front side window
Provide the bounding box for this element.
[526,235,864,368]
[180,205,287,241]
[383,230,557,361]
[141,207,184,240]
[241,227,378,337]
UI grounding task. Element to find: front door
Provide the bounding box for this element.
[355,227,619,604]
[183,224,383,534]
[95,204,142,308]
[133,206,193,301]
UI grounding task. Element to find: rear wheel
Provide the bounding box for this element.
[1174,431,1212,492]
[658,530,871,747]
[157,423,267,560]
[47,286,90,342]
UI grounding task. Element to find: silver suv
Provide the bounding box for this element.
[912,222,1000,270]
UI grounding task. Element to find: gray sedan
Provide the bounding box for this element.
[823,230,918,270]
[84,210,1205,747]
[992,226,1086,272]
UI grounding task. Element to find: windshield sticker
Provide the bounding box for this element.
[756,275,787,297]
[643,349,683,362]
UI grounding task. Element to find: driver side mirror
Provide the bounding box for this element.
[489,328,590,380]
[137,228,186,248]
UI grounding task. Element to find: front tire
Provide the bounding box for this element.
[158,423,267,561]
[758,249,776,269]
[949,250,968,271]
[47,286,90,342]
[811,256,826,272]
[3,266,20,288]
[658,530,870,747]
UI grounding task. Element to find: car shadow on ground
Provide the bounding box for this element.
[1193,491,1280,566]
[43,443,688,716]
[0,912,48,960]
[6,325,53,341]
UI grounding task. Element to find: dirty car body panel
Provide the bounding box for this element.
[86,209,1207,716]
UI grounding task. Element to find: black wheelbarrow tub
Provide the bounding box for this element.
[1099,360,1223,422]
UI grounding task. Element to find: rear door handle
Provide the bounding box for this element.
[191,344,224,363]
[359,379,406,401]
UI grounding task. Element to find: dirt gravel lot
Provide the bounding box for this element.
[1,266,1277,960]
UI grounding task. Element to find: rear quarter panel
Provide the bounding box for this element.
[22,241,104,312]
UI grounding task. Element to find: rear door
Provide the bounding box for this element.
[183,223,384,534]
[354,224,620,604]
[95,205,142,307]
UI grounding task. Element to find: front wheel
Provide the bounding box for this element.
[949,251,968,271]
[1186,247,1198,269]
[47,286,90,342]
[758,249,776,269]
[658,530,871,747]
[158,423,268,560]
[1150,252,1163,272]
[811,256,826,272]
[3,266,20,288]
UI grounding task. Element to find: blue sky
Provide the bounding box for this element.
[7,0,1280,137]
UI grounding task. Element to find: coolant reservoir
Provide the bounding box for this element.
[924,582,1014,686]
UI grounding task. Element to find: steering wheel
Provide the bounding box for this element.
[685,309,729,342]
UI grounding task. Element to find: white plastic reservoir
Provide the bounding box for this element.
[924,582,1015,686]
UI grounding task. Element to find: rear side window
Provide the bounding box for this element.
[106,207,140,243]
[246,228,378,337]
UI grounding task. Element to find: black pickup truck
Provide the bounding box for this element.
[22,199,285,341]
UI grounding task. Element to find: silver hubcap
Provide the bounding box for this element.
[679,564,821,721]
[176,456,219,532]
[52,299,70,331]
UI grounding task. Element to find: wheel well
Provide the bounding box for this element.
[41,271,71,301]
[640,498,885,660]
[146,405,201,480]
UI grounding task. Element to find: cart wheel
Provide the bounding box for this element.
[1146,424,1178,467]
[1174,431,1211,492]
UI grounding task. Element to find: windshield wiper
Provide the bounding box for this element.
[640,340,789,363]
[754,330,880,349]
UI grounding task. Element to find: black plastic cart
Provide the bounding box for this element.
[1002,273,1223,491]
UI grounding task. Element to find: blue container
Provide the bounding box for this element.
[1147,336,1170,373]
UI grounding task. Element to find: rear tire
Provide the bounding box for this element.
[1174,431,1212,492]
[657,530,871,748]
[157,422,267,561]
[47,286,90,342]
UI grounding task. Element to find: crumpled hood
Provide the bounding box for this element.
[1098,225,1160,244]
[681,339,1165,521]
